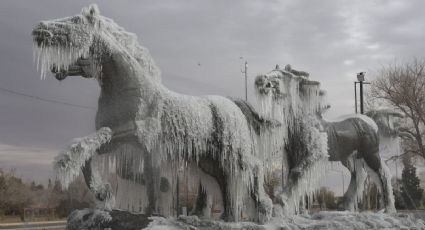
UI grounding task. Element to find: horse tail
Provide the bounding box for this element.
[230,98,280,134]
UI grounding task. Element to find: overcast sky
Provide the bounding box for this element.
[0,0,424,192]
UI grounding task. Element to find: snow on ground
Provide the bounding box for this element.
[143,211,425,230]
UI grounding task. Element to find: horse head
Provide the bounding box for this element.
[255,66,329,118]
[32,5,104,80]
[255,68,295,100]
[366,109,405,138]
[32,4,161,84]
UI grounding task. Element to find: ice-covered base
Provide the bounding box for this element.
[144,212,425,230]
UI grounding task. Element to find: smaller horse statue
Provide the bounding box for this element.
[255,66,397,213]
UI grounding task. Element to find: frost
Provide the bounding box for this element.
[67,208,112,230]
[53,127,112,189]
[255,67,329,214]
[34,44,84,79]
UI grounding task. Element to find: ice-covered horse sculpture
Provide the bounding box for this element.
[255,65,396,214]
[32,5,278,223]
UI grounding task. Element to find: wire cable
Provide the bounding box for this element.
[0,86,95,110]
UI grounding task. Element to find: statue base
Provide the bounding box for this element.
[67,209,153,230]
[67,209,425,230]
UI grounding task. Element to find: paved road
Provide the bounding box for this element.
[0,221,66,230]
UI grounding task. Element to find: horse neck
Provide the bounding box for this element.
[95,49,166,129]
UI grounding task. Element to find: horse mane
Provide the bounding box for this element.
[230,98,280,134]
[284,64,310,78]
[95,12,162,81]
[268,65,309,81]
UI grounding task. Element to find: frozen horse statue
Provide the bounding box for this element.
[254,65,396,214]
[32,5,277,224]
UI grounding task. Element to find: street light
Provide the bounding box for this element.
[354,72,370,114]
[357,72,365,82]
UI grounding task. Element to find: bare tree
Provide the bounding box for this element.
[370,58,425,160]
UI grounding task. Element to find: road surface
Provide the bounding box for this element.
[0,221,66,230]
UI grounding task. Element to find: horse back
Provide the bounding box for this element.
[327,117,379,160]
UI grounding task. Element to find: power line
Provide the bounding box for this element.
[0,86,96,110]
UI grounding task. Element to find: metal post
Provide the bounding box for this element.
[356,72,369,114]
[244,61,248,101]
[176,175,179,216]
[240,59,248,101]
[360,81,364,114]
[354,82,358,114]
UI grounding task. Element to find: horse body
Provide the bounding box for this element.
[33,5,274,223]
[321,115,396,211]
[324,116,379,162]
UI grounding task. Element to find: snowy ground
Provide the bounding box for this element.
[144,211,425,230]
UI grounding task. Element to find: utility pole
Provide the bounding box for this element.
[354,72,370,114]
[354,82,357,114]
[240,58,248,101]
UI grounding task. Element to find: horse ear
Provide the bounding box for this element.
[82,4,100,23]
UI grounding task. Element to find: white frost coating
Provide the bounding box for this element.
[33,5,161,81]
[53,127,112,189]
[33,43,91,79]
[67,208,112,229]
[90,166,115,210]
[255,68,329,214]
[277,117,329,215]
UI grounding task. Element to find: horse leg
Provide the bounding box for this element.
[362,151,396,213]
[143,152,161,215]
[198,156,233,221]
[250,166,273,224]
[190,182,209,217]
[81,158,115,210]
[340,157,367,211]
[54,127,114,210]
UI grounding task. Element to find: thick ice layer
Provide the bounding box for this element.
[278,116,329,215]
[53,127,112,189]
[255,68,330,215]
[33,43,90,79]
[33,5,161,81]
[67,209,112,230]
